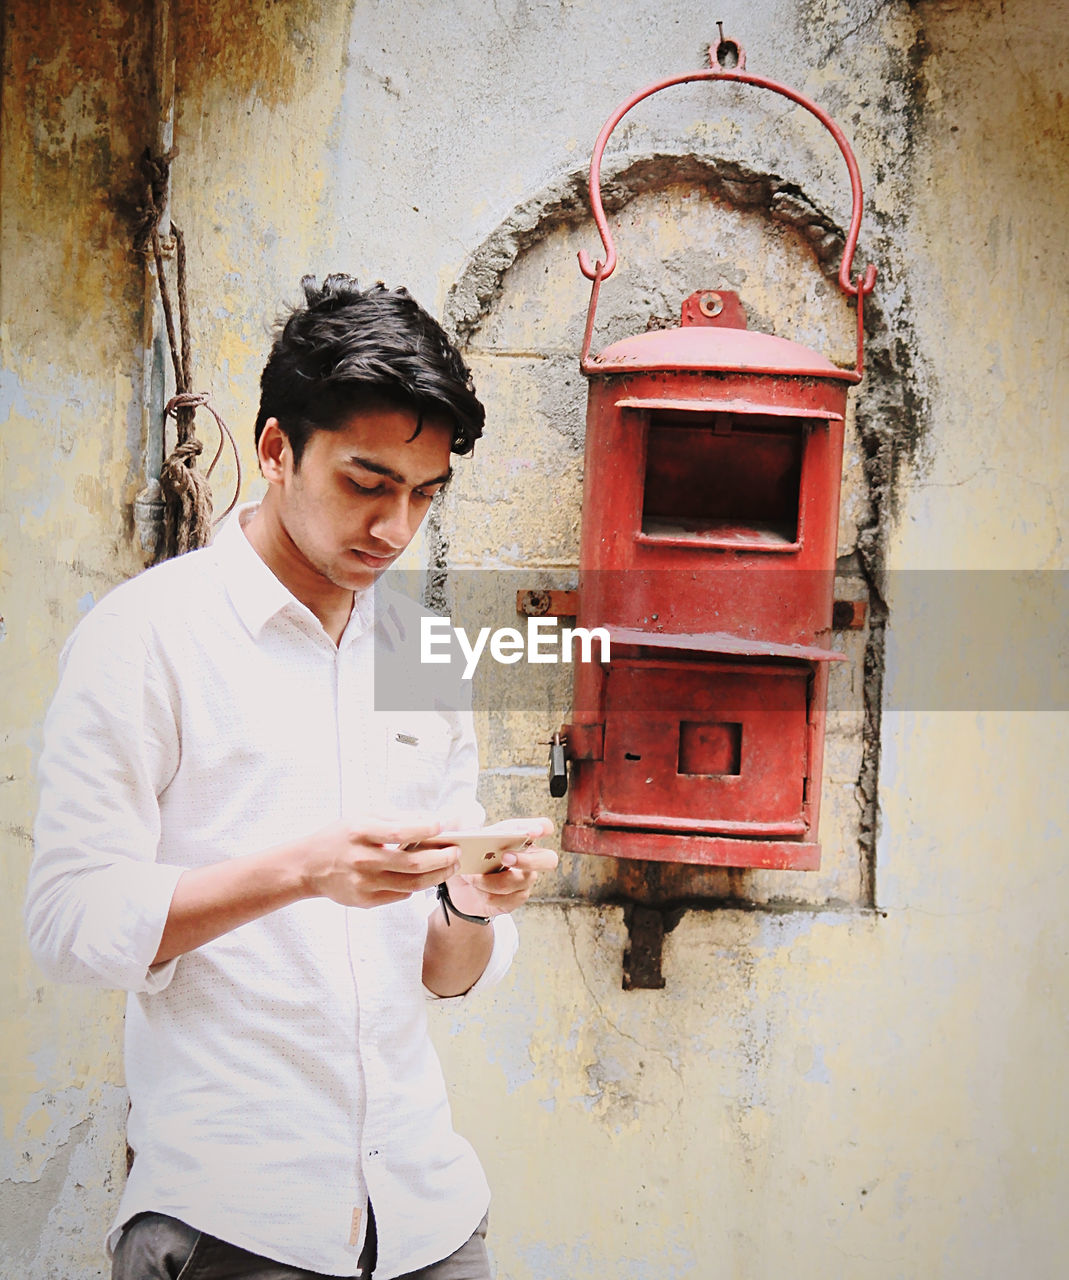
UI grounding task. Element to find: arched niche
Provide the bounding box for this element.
[439,157,878,910]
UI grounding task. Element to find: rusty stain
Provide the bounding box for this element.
[622,905,667,990]
[179,0,353,113]
[3,1,151,339]
[832,599,868,630]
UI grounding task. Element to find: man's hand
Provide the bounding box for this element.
[152,815,460,966]
[299,817,461,909]
[438,817,558,920]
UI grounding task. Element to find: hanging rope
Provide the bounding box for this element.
[138,149,241,561]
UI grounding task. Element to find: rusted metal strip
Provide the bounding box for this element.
[516,589,580,617]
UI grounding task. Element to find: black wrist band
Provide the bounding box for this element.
[436,881,492,927]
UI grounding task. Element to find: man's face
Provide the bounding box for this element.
[263,402,454,594]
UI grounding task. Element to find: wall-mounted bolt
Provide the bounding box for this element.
[521,589,552,616]
[698,291,724,318]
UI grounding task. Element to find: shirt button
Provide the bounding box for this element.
[368,1149,380,1159]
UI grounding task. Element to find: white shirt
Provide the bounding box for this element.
[26,504,518,1278]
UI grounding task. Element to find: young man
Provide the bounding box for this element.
[26,276,557,1280]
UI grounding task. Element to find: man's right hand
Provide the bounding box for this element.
[152,817,460,966]
[299,817,461,909]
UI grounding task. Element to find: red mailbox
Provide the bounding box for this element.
[557,35,877,871]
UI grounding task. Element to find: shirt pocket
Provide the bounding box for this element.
[382,716,453,817]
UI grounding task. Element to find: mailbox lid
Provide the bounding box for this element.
[589,323,854,380]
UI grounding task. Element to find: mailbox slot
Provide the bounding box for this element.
[641,409,805,548]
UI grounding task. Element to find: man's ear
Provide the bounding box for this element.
[258,419,290,483]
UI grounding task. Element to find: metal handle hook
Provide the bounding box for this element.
[577,33,878,344]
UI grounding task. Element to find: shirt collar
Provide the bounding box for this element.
[213,501,374,642]
[212,503,294,637]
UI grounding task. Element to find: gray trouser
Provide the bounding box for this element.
[111,1208,491,1280]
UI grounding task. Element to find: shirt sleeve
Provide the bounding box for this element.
[466,910,519,993]
[421,904,519,1004]
[25,604,185,992]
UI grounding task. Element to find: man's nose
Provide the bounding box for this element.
[368,494,412,549]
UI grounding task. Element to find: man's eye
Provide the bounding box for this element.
[415,488,442,501]
[349,479,383,495]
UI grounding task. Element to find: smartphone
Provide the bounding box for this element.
[411,829,534,875]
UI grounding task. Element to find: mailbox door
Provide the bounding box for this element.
[595,656,811,837]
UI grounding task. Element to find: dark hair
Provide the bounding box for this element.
[255,274,484,466]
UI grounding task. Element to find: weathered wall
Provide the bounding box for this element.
[1,5,154,1273]
[2,0,1066,1276]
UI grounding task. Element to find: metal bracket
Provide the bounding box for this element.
[623,906,667,990]
[517,589,579,617]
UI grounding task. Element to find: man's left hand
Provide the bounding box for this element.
[443,817,558,918]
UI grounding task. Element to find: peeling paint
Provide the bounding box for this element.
[0,1087,128,1280]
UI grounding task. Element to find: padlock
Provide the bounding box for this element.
[548,734,568,797]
